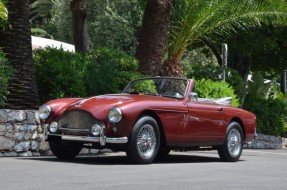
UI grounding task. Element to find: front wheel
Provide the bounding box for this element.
[218,122,243,162]
[49,141,82,160]
[126,116,160,164]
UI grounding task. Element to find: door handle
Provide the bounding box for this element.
[217,107,223,111]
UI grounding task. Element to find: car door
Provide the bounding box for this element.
[187,101,225,145]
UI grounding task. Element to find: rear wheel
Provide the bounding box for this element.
[218,122,243,162]
[49,141,82,160]
[126,116,160,164]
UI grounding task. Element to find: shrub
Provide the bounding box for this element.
[33,47,142,103]
[186,63,243,96]
[0,48,13,107]
[244,95,287,137]
[33,47,87,103]
[195,78,240,107]
[84,48,142,95]
[31,28,54,39]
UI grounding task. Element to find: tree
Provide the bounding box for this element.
[0,0,40,109]
[70,0,89,52]
[135,0,173,76]
[160,0,287,77]
[0,0,7,21]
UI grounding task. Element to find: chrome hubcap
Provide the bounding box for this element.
[137,124,156,158]
[227,128,242,157]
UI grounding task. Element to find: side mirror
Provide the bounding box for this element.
[189,92,198,101]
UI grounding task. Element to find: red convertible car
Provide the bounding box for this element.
[39,77,256,164]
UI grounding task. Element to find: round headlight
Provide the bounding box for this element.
[91,124,102,136]
[49,121,58,133]
[39,104,51,120]
[108,108,122,123]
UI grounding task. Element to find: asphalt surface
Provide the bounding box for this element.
[1,149,287,190]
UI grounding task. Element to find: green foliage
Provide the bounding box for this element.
[132,80,157,95]
[0,0,8,31]
[31,28,53,39]
[33,47,87,103]
[195,78,240,107]
[247,71,271,99]
[185,62,243,96]
[244,71,287,136]
[244,95,287,136]
[84,48,142,95]
[0,0,7,21]
[33,47,142,103]
[0,48,13,107]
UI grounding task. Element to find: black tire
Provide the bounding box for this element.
[49,141,83,160]
[218,122,243,162]
[157,146,171,158]
[126,116,160,164]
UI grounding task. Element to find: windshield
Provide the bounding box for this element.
[122,78,188,99]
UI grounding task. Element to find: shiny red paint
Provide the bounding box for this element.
[41,78,256,148]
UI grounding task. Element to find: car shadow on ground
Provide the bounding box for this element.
[16,151,243,165]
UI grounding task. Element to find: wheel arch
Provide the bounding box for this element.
[229,117,246,140]
[138,110,167,147]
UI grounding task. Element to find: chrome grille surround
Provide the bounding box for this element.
[57,110,100,136]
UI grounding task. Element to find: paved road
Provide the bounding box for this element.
[1,149,287,190]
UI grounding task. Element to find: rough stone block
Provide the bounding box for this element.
[28,125,38,132]
[0,109,8,123]
[8,110,26,122]
[19,151,33,157]
[0,136,16,150]
[31,141,39,150]
[24,133,32,140]
[31,133,39,140]
[0,124,5,132]
[15,141,30,152]
[6,124,13,133]
[4,151,18,157]
[5,132,14,138]
[15,132,25,141]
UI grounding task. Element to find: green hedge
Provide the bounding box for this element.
[33,47,142,103]
[195,78,240,107]
[244,95,287,136]
[186,63,243,96]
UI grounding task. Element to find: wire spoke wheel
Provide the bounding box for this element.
[127,116,160,164]
[227,128,242,157]
[137,124,156,158]
[218,122,243,162]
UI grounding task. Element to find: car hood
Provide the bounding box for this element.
[64,94,170,120]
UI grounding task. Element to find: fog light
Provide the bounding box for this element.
[91,124,102,136]
[49,121,58,133]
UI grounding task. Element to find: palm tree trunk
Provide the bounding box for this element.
[135,0,173,76]
[70,0,89,53]
[0,0,40,109]
[161,55,183,77]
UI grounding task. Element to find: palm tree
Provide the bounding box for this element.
[70,0,89,52]
[0,0,7,21]
[0,0,40,109]
[161,0,287,76]
[135,0,173,76]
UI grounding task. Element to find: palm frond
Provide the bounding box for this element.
[30,0,54,21]
[169,0,287,59]
[0,1,8,21]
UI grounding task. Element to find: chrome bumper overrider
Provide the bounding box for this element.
[47,133,128,146]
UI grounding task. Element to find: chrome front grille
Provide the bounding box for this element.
[57,110,97,136]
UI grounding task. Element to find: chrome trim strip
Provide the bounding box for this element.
[59,127,90,132]
[48,134,128,144]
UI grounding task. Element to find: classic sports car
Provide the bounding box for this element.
[39,77,256,164]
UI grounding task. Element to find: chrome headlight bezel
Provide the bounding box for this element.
[108,107,122,123]
[38,104,51,120]
[49,121,58,133]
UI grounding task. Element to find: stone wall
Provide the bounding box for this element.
[0,109,286,157]
[0,109,50,157]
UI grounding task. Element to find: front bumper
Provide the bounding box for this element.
[47,133,128,146]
